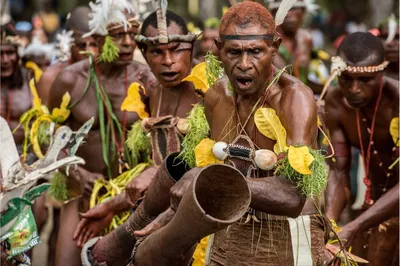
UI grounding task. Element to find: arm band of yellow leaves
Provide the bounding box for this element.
[121,82,149,120]
[274,146,328,197]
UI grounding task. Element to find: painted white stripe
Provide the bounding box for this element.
[287,215,313,266]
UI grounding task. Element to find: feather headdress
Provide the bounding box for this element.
[56,30,75,62]
[84,0,138,38]
[385,14,398,44]
[268,0,319,24]
[21,36,56,60]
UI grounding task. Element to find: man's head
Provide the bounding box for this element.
[85,0,140,65]
[378,19,399,64]
[1,23,20,79]
[216,1,280,96]
[199,18,220,56]
[337,32,385,108]
[270,0,305,36]
[139,10,193,88]
[66,6,99,62]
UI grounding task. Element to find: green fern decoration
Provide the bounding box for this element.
[126,120,152,166]
[205,51,223,87]
[99,36,120,63]
[274,147,328,198]
[177,104,210,168]
[49,171,68,201]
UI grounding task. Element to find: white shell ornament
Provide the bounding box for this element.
[177,118,190,134]
[212,141,228,161]
[254,149,277,170]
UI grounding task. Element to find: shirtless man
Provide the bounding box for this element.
[0,23,31,145]
[115,2,327,265]
[47,1,151,265]
[38,6,99,105]
[195,18,220,61]
[73,10,201,259]
[378,18,399,80]
[325,32,399,266]
[268,0,313,85]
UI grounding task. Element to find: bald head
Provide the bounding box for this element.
[65,6,91,33]
[220,2,275,35]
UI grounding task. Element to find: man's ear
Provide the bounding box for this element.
[272,37,281,52]
[215,37,223,51]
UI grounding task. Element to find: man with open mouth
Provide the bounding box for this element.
[46,1,153,265]
[325,32,399,266]
[71,6,202,266]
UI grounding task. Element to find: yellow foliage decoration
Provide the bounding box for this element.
[51,92,71,123]
[288,146,314,175]
[194,138,223,167]
[121,82,149,120]
[25,61,43,83]
[389,117,399,146]
[254,107,287,154]
[182,62,208,94]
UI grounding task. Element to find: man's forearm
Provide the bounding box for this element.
[247,176,306,218]
[326,171,349,221]
[350,183,399,233]
[105,192,132,214]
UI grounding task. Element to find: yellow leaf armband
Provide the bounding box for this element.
[390,117,399,146]
[182,62,208,94]
[274,146,328,197]
[194,138,223,167]
[121,82,149,120]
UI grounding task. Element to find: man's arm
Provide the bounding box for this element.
[247,82,317,217]
[48,68,76,110]
[324,90,352,221]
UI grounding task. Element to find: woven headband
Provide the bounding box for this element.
[219,34,275,41]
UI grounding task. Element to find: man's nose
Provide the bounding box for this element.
[349,80,361,94]
[122,33,133,46]
[162,51,174,66]
[237,53,252,72]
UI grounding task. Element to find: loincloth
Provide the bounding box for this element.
[351,217,399,266]
[208,214,331,266]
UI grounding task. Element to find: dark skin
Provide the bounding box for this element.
[196,27,219,61]
[0,44,31,145]
[48,21,152,266]
[136,22,319,236]
[379,25,399,80]
[72,22,200,248]
[37,30,99,105]
[325,52,399,248]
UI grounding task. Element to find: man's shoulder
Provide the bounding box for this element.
[56,59,89,85]
[279,72,314,102]
[205,76,231,105]
[40,62,66,82]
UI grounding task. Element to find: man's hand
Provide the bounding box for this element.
[337,222,360,248]
[73,202,114,248]
[72,167,103,201]
[125,166,158,206]
[169,168,201,212]
[134,208,175,237]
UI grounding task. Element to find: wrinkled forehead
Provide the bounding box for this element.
[144,22,184,38]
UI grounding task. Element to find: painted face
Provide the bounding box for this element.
[199,28,219,55]
[218,23,278,96]
[104,24,138,65]
[0,44,18,78]
[379,26,399,63]
[143,22,192,88]
[338,55,383,108]
[71,32,99,62]
[276,7,305,35]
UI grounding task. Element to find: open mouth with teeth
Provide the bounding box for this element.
[160,72,179,81]
[236,76,253,88]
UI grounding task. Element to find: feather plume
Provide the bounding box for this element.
[84,0,136,37]
[56,30,74,61]
[303,0,319,13]
[386,14,397,44]
[21,36,56,60]
[274,0,298,26]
